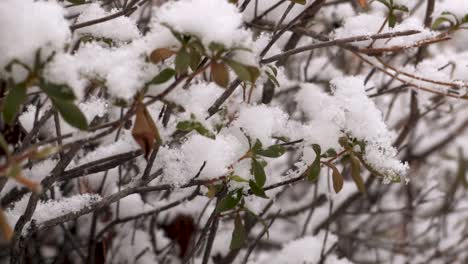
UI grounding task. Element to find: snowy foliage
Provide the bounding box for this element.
[0,0,467,263]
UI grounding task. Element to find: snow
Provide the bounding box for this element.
[230,104,289,145]
[75,3,140,42]
[334,13,436,48]
[260,234,350,264]
[43,53,87,100]
[0,0,70,80]
[156,134,244,184]
[156,0,250,48]
[433,1,468,20]
[6,193,101,228]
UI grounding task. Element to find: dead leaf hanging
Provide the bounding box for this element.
[132,100,161,159]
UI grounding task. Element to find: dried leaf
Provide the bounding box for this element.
[0,209,13,241]
[132,100,161,159]
[357,0,368,8]
[350,155,366,193]
[328,163,343,193]
[211,61,229,88]
[161,214,195,257]
[150,48,176,64]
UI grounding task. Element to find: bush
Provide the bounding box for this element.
[0,0,467,263]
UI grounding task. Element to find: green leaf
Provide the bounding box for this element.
[267,65,278,76]
[208,42,226,53]
[266,71,280,87]
[216,190,242,212]
[190,40,205,54]
[246,66,260,82]
[307,144,322,182]
[3,83,27,124]
[175,48,191,74]
[457,148,468,188]
[321,148,337,158]
[312,144,321,156]
[256,144,286,158]
[289,0,306,5]
[224,59,252,82]
[230,214,246,250]
[462,14,468,24]
[376,0,391,9]
[249,180,268,199]
[150,68,175,85]
[229,175,249,183]
[251,158,266,187]
[350,155,366,193]
[244,207,270,238]
[189,47,202,71]
[388,12,396,27]
[52,99,88,130]
[252,139,263,154]
[7,164,22,178]
[40,82,76,101]
[308,159,321,182]
[176,120,215,139]
[67,0,86,4]
[432,16,455,29]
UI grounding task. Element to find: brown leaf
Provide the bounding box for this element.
[328,163,343,193]
[132,100,161,159]
[350,155,366,193]
[150,48,176,64]
[0,209,13,241]
[210,61,229,88]
[357,0,368,8]
[162,214,195,257]
[94,241,107,264]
